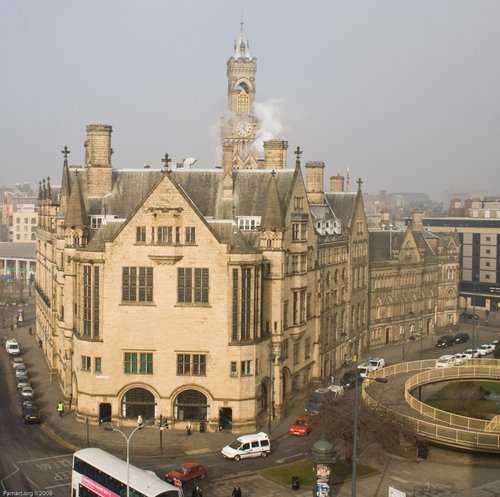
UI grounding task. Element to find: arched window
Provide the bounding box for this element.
[174,389,208,421]
[121,387,155,420]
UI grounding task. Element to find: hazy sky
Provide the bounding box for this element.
[2,1,500,202]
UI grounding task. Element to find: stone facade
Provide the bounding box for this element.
[34,25,372,433]
[368,210,461,351]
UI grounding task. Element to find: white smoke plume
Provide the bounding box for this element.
[252,98,286,155]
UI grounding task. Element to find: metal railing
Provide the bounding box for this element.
[363,359,500,452]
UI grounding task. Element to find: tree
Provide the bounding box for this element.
[494,343,500,359]
[314,385,417,461]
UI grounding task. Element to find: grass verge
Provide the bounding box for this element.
[263,458,378,487]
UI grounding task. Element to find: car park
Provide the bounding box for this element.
[165,462,207,486]
[22,405,40,424]
[454,333,470,344]
[435,355,456,368]
[14,364,27,378]
[463,348,480,359]
[436,335,456,348]
[289,416,313,436]
[19,386,34,401]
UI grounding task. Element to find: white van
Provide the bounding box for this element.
[357,362,374,378]
[221,432,270,461]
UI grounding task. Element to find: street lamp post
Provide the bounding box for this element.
[268,348,276,435]
[104,421,143,497]
[472,276,477,348]
[351,370,388,497]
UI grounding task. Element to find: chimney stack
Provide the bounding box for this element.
[329,174,344,193]
[263,139,288,169]
[305,161,325,204]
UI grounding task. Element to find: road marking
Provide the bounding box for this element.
[390,475,409,484]
[185,448,211,455]
[276,453,306,463]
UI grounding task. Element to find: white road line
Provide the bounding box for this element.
[185,448,212,455]
[390,475,409,484]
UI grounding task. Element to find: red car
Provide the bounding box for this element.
[165,462,207,487]
[289,416,313,436]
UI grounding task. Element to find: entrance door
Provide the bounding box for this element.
[385,327,390,344]
[219,407,232,431]
[99,403,112,424]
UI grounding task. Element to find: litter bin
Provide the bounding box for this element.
[291,476,300,490]
[199,420,206,433]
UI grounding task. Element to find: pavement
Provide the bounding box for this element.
[3,301,500,497]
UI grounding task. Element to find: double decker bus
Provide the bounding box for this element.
[72,448,183,497]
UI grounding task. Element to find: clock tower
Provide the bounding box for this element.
[223,21,260,169]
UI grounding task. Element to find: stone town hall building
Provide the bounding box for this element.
[35,25,445,432]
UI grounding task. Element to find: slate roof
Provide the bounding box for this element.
[0,242,36,259]
[64,167,297,251]
[324,192,357,229]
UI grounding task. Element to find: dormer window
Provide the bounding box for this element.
[90,216,103,229]
[238,217,261,231]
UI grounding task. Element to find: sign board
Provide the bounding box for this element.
[388,487,406,497]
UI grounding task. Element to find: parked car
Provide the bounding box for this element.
[11,356,24,369]
[453,353,468,365]
[22,405,40,424]
[463,348,480,359]
[165,462,207,486]
[478,343,494,355]
[357,362,375,378]
[338,370,363,389]
[14,364,27,378]
[19,386,34,401]
[6,341,21,356]
[436,335,456,348]
[436,355,456,368]
[454,333,470,344]
[461,312,479,321]
[16,375,30,390]
[305,388,335,415]
[289,416,313,436]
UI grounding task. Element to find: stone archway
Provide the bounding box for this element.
[121,387,156,420]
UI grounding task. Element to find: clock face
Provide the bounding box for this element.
[234,121,252,137]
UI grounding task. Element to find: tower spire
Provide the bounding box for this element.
[233,18,251,60]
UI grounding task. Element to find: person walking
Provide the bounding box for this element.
[57,401,65,417]
[231,485,242,497]
[186,419,192,435]
[191,485,202,497]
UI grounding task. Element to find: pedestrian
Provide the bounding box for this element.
[231,485,242,497]
[57,401,64,417]
[191,485,202,497]
[186,419,192,435]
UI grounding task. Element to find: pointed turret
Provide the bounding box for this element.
[65,171,88,229]
[260,171,285,231]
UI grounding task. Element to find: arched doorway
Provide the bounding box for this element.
[121,387,155,420]
[174,389,208,421]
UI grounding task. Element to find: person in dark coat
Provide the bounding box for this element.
[231,486,242,497]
